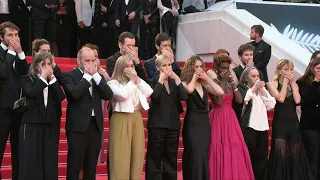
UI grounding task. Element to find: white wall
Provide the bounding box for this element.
[176,8,311,81]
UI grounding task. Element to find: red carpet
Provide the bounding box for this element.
[58,173,184,180]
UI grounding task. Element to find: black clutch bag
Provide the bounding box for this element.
[13,91,28,113]
[13,76,32,113]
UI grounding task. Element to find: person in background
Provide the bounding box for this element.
[238,66,276,180]
[249,25,271,82]
[183,0,211,13]
[29,0,57,46]
[139,0,160,59]
[0,21,29,180]
[145,54,187,180]
[106,32,147,81]
[62,47,113,180]
[180,55,224,180]
[31,38,64,146]
[56,0,71,57]
[232,44,264,121]
[18,52,65,180]
[144,33,181,80]
[108,55,153,180]
[105,0,118,58]
[114,0,143,44]
[158,0,179,48]
[91,0,108,58]
[296,57,320,179]
[266,59,314,180]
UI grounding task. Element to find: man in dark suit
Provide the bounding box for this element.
[0,0,30,55]
[106,31,147,81]
[232,43,264,121]
[144,33,181,81]
[114,0,143,41]
[91,0,108,58]
[105,0,118,58]
[62,47,113,180]
[249,25,271,82]
[0,21,29,180]
[29,0,58,45]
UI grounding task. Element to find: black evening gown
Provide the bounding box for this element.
[267,83,314,180]
[182,86,210,180]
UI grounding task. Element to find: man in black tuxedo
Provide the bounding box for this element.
[114,0,143,41]
[0,21,29,180]
[106,31,147,81]
[144,33,181,81]
[62,47,113,180]
[29,0,58,45]
[0,0,30,55]
[249,25,271,82]
[232,43,264,121]
[105,0,118,58]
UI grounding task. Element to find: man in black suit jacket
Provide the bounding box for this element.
[0,0,30,54]
[106,31,147,81]
[0,21,29,180]
[105,0,118,58]
[232,43,264,121]
[249,25,271,82]
[144,33,181,81]
[62,47,113,180]
[114,0,143,40]
[29,0,58,44]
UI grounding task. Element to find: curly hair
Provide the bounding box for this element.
[181,55,204,84]
[213,54,232,70]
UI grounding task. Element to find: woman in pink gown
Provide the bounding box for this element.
[208,54,254,180]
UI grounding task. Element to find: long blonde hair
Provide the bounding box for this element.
[111,55,133,84]
[272,59,294,81]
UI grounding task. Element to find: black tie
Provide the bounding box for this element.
[204,0,208,9]
[89,0,93,6]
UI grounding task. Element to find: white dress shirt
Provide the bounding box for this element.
[107,79,153,113]
[0,0,9,14]
[244,87,276,131]
[1,43,26,69]
[78,67,102,116]
[37,75,57,108]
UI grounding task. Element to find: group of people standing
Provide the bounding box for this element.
[1,20,320,180]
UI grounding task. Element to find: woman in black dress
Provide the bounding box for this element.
[180,55,224,180]
[267,59,313,180]
[297,57,320,179]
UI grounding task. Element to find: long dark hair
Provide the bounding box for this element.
[299,57,320,84]
[29,52,53,76]
[311,51,320,61]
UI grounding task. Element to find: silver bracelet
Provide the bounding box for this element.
[234,88,239,92]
